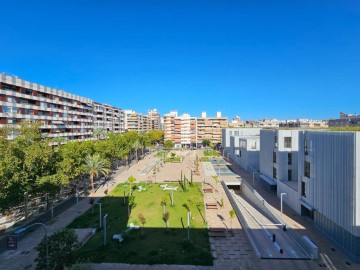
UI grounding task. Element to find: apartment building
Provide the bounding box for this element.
[0,74,94,141]
[93,102,125,134]
[148,109,161,130]
[164,111,197,148]
[197,112,228,145]
[228,115,245,128]
[296,130,360,262]
[328,112,360,127]
[124,110,149,132]
[221,127,261,156]
[229,135,260,172]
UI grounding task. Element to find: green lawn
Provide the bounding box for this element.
[156,151,167,158]
[201,157,210,162]
[165,157,181,163]
[204,149,220,157]
[68,183,212,265]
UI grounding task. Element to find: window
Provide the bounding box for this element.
[234,131,239,136]
[301,181,306,197]
[275,135,278,147]
[288,170,292,181]
[273,151,277,163]
[273,167,277,179]
[7,97,16,103]
[239,150,241,157]
[288,153,292,165]
[229,131,233,136]
[25,109,33,115]
[24,89,33,95]
[304,161,310,178]
[284,137,292,148]
[40,102,47,108]
[304,139,308,155]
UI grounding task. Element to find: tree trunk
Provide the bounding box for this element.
[90,175,94,193]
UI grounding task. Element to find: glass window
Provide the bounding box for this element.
[284,137,292,148]
[273,167,277,179]
[304,161,310,178]
[234,131,239,136]
[301,181,306,197]
[304,139,308,155]
[275,135,278,147]
[288,153,292,165]
[229,131,233,136]
[288,170,292,181]
[273,151,277,163]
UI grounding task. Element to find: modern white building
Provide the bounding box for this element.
[296,130,360,262]
[259,129,300,195]
[222,128,261,156]
[229,135,260,172]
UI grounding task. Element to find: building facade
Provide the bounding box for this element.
[93,102,124,134]
[148,109,161,130]
[164,111,197,148]
[229,135,260,172]
[196,112,228,145]
[0,74,94,141]
[328,112,360,127]
[221,127,261,156]
[124,110,149,132]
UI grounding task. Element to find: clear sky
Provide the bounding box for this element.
[1,1,359,120]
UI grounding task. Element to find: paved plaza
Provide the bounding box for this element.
[0,150,358,270]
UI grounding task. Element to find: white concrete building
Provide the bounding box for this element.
[221,128,261,156]
[229,135,260,172]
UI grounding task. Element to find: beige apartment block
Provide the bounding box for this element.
[148,108,161,130]
[197,111,228,145]
[124,110,149,132]
[164,110,197,148]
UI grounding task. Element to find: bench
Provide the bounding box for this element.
[206,205,218,209]
[203,188,213,193]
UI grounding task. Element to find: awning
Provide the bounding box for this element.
[52,121,64,125]
[300,199,315,211]
[260,175,277,186]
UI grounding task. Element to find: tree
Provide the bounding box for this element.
[138,213,146,236]
[202,139,210,147]
[132,140,142,160]
[92,127,107,140]
[128,175,136,195]
[163,140,174,149]
[148,130,164,145]
[163,211,170,229]
[128,195,135,217]
[229,209,236,231]
[161,195,168,214]
[35,228,80,270]
[84,154,110,193]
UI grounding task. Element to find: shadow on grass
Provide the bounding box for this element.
[68,195,212,266]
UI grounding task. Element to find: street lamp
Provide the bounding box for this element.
[103,214,108,245]
[16,223,49,270]
[252,171,256,186]
[280,193,287,218]
[95,202,102,229]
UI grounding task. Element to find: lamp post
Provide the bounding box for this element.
[16,223,48,270]
[280,193,287,218]
[252,171,256,186]
[95,202,102,229]
[103,214,108,245]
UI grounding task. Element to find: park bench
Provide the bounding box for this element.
[203,188,213,193]
[206,202,218,209]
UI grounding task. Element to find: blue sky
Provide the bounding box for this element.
[1,1,359,120]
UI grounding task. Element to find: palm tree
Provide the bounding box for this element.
[161,196,168,214]
[138,213,146,236]
[85,154,110,193]
[132,141,141,160]
[128,175,136,195]
[93,128,107,140]
[163,211,170,229]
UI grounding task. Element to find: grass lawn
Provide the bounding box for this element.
[165,157,181,162]
[204,149,220,157]
[201,157,210,162]
[156,151,167,158]
[68,182,212,265]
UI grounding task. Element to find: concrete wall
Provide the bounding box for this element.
[277,181,301,214]
[222,128,261,154]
